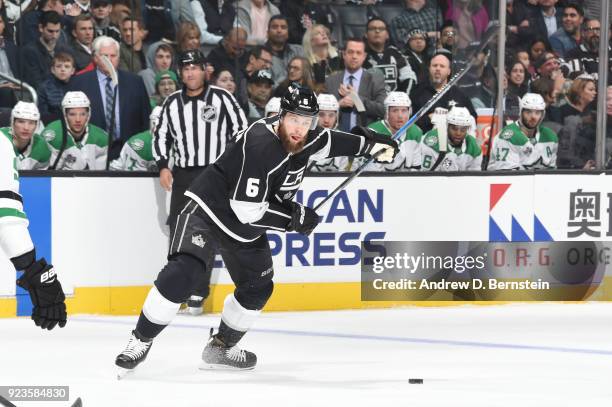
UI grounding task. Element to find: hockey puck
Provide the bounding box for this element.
[409,378,424,384]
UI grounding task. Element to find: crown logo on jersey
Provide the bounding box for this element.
[191,234,206,248]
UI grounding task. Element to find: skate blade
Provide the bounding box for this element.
[198,362,255,371]
[116,366,135,380]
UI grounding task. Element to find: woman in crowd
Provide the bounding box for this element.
[561,74,597,118]
[273,56,316,97]
[302,24,341,88]
[506,59,529,99]
[213,69,237,95]
[402,29,430,84]
[528,37,552,78]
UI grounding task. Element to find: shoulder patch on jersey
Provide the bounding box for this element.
[500,129,514,140]
[424,133,437,147]
[130,139,145,151]
[42,129,56,142]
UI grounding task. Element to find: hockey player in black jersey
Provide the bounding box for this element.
[115,85,399,375]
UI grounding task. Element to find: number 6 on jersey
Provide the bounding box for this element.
[246,178,260,197]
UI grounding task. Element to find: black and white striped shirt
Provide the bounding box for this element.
[153,85,248,169]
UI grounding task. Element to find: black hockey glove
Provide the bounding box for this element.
[352,126,399,163]
[16,259,67,330]
[286,202,320,236]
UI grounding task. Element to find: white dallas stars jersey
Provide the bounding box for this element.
[487,122,558,170]
[420,129,482,171]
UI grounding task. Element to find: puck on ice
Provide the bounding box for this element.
[409,378,424,384]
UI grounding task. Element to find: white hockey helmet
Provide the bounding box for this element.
[317,93,339,112]
[519,93,546,113]
[62,91,91,111]
[384,91,411,122]
[384,91,412,110]
[11,101,40,125]
[264,97,281,117]
[150,106,163,132]
[446,106,473,128]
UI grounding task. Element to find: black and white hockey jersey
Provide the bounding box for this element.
[185,116,367,243]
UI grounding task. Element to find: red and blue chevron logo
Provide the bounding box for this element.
[489,183,553,242]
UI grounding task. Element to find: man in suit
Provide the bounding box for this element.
[527,0,563,40]
[325,37,386,132]
[69,35,151,160]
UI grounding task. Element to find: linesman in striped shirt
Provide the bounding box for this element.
[153,49,248,314]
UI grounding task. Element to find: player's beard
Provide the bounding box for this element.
[279,125,307,154]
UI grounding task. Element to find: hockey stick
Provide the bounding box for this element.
[0,394,17,407]
[313,22,500,211]
[429,110,448,171]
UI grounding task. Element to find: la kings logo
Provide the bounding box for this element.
[201,105,217,122]
[280,167,306,197]
[191,234,205,248]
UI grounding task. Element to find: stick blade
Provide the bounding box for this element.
[71,397,83,407]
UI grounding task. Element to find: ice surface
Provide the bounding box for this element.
[1,303,611,407]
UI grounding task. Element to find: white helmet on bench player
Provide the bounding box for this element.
[11,101,40,126]
[317,93,339,112]
[384,92,411,120]
[446,106,473,128]
[265,97,281,117]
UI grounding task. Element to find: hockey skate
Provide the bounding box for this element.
[115,330,153,379]
[199,329,257,370]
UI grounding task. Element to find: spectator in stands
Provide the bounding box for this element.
[514,49,533,79]
[439,21,455,51]
[119,17,149,73]
[139,42,174,96]
[235,0,279,46]
[561,74,597,117]
[528,37,552,77]
[190,0,236,45]
[549,2,584,58]
[528,0,562,40]
[150,70,178,107]
[110,0,134,28]
[91,0,121,42]
[67,14,94,71]
[265,15,304,86]
[507,59,529,98]
[176,21,203,55]
[530,76,563,123]
[279,0,337,45]
[410,50,477,132]
[0,13,20,108]
[38,52,75,123]
[142,0,174,43]
[273,56,315,97]
[17,0,74,46]
[402,28,430,84]
[533,51,566,98]
[506,0,536,48]
[246,68,273,121]
[68,35,150,160]
[303,24,341,87]
[364,17,417,94]
[565,19,612,79]
[443,0,489,49]
[68,0,92,15]
[242,45,273,79]
[325,38,386,132]
[43,91,109,170]
[390,0,442,48]
[21,11,67,90]
[213,69,237,94]
[2,102,50,169]
[207,27,247,75]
